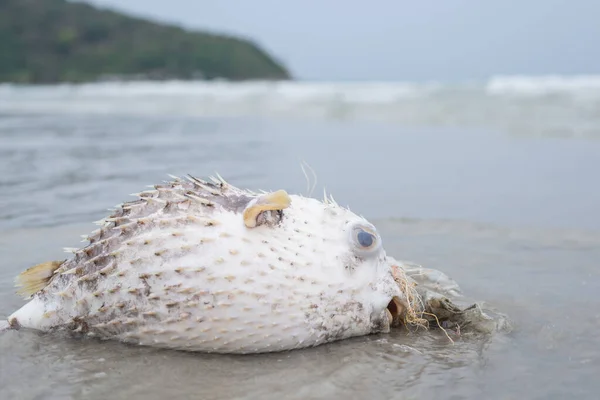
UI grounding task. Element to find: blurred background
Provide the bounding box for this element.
[1,1,599,399]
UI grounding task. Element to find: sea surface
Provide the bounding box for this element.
[0,76,599,399]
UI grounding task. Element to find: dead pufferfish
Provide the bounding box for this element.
[2,174,408,354]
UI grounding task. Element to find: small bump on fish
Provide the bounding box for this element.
[105,216,129,224]
[165,283,181,291]
[184,192,214,206]
[136,217,152,226]
[76,274,96,283]
[116,222,136,233]
[126,306,138,314]
[62,266,83,276]
[107,283,121,294]
[142,311,158,318]
[158,220,172,228]
[98,263,117,276]
[186,175,221,195]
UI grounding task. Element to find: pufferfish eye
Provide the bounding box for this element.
[349,223,381,255]
[357,229,375,248]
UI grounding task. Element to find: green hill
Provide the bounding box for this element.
[0,0,291,83]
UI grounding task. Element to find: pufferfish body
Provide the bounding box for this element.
[5,175,406,354]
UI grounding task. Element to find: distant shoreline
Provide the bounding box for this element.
[0,0,292,84]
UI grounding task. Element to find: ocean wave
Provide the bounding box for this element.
[2,74,600,100]
[0,80,443,102]
[485,74,600,95]
[1,76,599,139]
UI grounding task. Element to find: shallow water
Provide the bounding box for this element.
[1,81,599,399]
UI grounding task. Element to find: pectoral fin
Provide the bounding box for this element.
[243,190,291,228]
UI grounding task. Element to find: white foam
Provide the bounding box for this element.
[3,75,600,104]
[1,76,599,139]
[486,74,600,95]
[0,80,438,101]
[0,80,444,118]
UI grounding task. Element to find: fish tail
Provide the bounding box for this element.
[14,260,64,299]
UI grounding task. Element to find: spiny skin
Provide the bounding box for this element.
[8,175,404,354]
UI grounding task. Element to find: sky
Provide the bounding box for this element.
[85,0,599,82]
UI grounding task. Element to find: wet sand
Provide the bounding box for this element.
[1,95,599,399]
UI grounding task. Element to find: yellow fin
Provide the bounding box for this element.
[15,260,64,299]
[243,190,291,228]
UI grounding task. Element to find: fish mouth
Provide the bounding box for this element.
[385,296,405,327]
